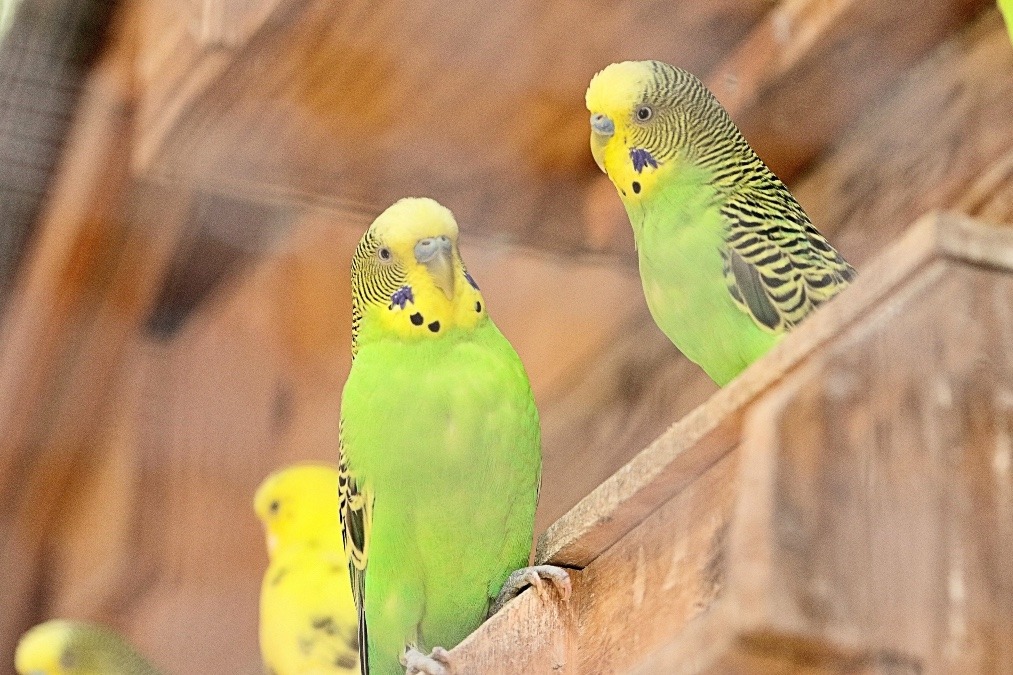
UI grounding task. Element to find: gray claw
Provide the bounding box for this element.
[492,564,572,614]
[403,645,451,675]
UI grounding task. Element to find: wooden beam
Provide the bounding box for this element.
[721,220,1013,671]
[570,450,738,674]
[135,0,776,259]
[451,446,737,674]
[708,0,989,182]
[133,0,305,170]
[956,147,1013,224]
[0,0,141,532]
[185,0,290,48]
[449,577,578,674]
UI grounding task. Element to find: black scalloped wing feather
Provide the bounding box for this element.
[720,190,855,333]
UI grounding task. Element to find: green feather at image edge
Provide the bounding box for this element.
[0,0,22,42]
[1000,0,1013,45]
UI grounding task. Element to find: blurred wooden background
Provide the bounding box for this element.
[0,0,1011,672]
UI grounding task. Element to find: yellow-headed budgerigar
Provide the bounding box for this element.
[254,463,359,674]
[338,198,569,675]
[15,619,160,675]
[586,61,855,385]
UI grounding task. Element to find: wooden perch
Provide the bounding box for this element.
[451,212,1013,673]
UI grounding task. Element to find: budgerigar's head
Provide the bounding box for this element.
[254,463,342,557]
[15,620,146,675]
[16,621,73,675]
[350,198,486,353]
[586,60,741,200]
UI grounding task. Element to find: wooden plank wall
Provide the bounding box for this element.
[0,0,156,666]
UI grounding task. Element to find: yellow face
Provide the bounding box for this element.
[586,61,670,203]
[586,60,708,204]
[253,463,342,558]
[351,198,486,353]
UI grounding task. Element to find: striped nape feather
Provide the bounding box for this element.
[349,229,408,356]
[623,61,751,180]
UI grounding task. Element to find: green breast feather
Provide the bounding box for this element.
[339,322,540,675]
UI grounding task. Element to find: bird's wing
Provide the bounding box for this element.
[720,191,855,333]
[338,422,372,675]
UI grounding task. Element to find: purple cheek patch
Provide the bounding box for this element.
[465,271,480,291]
[630,147,659,173]
[389,286,414,310]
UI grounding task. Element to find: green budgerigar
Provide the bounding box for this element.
[586,61,855,385]
[15,619,160,675]
[338,198,568,675]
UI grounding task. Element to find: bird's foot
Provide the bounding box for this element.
[402,645,451,675]
[492,564,572,614]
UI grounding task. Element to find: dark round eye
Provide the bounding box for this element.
[377,247,392,262]
[269,499,280,514]
[636,106,653,121]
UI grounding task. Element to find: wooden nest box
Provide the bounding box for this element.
[452,213,1013,673]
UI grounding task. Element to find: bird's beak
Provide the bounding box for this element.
[589,113,614,174]
[591,113,615,137]
[415,235,456,300]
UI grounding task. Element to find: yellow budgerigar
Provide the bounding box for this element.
[255,463,359,674]
[15,619,160,675]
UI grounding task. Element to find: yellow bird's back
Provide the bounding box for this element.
[254,463,359,675]
[261,544,359,673]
